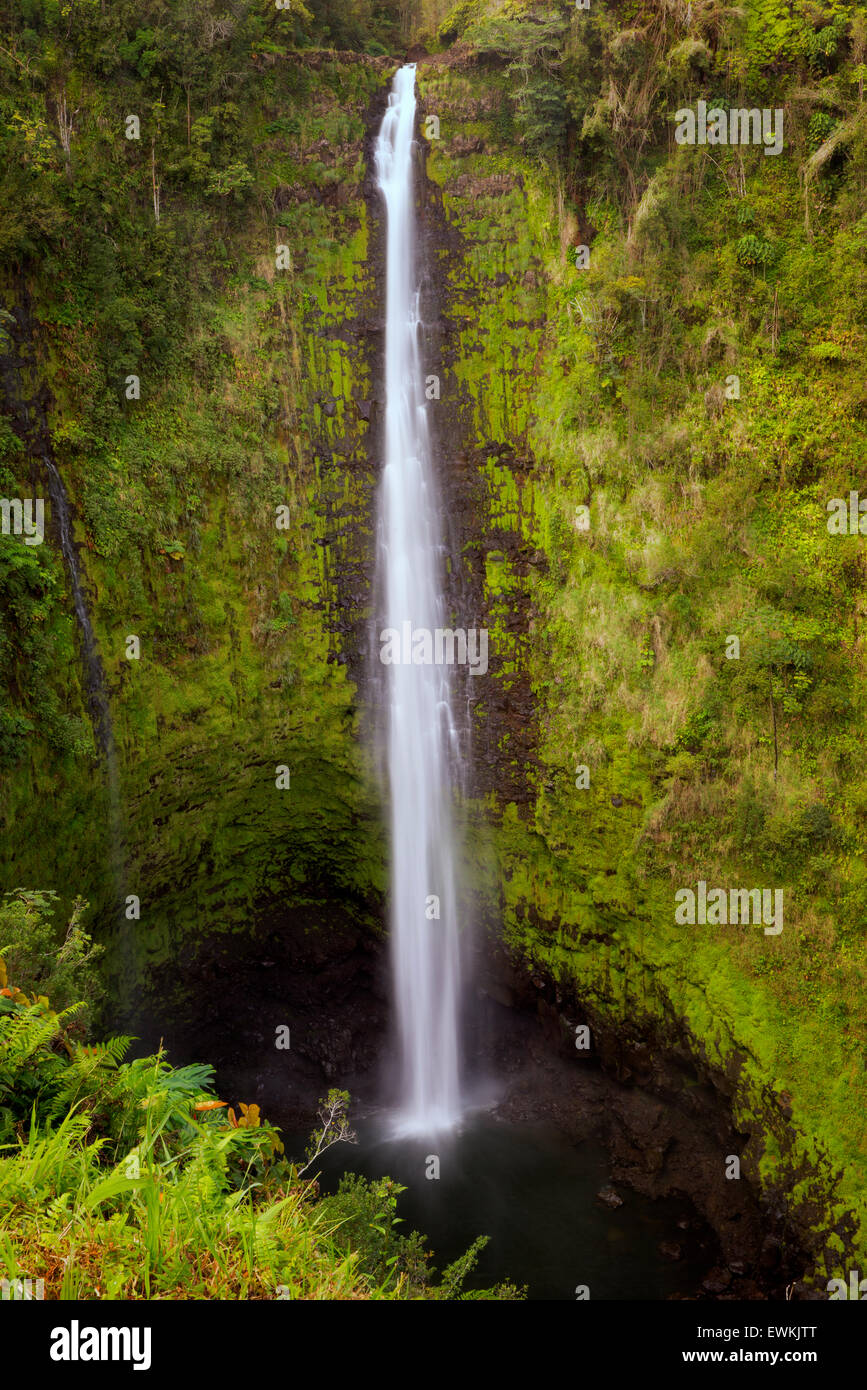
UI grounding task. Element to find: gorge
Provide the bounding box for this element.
[0,0,865,1308]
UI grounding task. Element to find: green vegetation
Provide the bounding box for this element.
[1,0,866,1297]
[423,0,867,1283]
[0,901,518,1299]
[0,3,393,988]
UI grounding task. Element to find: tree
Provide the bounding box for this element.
[465,12,569,159]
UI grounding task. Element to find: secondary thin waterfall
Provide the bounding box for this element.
[374,65,464,1134]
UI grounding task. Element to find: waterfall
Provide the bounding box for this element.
[374,65,464,1135]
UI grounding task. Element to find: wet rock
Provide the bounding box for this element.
[702,1267,732,1294]
[760,1235,781,1270]
[446,135,484,156]
[484,980,516,1008]
[735,1279,766,1299]
[450,172,517,199]
[134,906,387,1133]
[596,1185,624,1209]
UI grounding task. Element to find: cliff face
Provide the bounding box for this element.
[2,55,393,987]
[412,44,867,1290]
[2,8,866,1296]
[0,41,546,1115]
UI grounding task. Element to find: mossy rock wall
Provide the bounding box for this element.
[0,57,395,999]
[1,25,864,1291]
[417,50,866,1288]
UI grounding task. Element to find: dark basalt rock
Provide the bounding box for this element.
[597,1185,624,1209]
[477,938,824,1299]
[702,1267,733,1294]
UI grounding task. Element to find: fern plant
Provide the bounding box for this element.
[0,996,84,1141]
[736,232,775,269]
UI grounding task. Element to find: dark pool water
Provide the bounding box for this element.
[303,1113,711,1300]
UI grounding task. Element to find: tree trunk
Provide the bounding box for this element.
[57,93,77,183]
[151,142,161,224]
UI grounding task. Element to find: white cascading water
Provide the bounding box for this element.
[374,65,463,1134]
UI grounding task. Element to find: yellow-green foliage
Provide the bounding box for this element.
[0,972,518,1300]
[434,0,867,1278]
